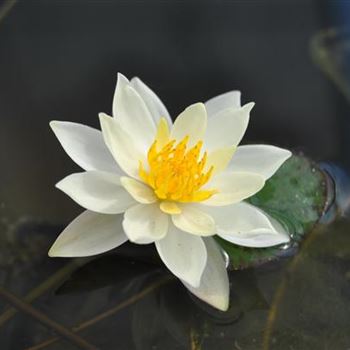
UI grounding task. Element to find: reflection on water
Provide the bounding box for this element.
[321,162,350,219]
[0,164,350,349]
[311,28,350,104]
[265,219,350,350]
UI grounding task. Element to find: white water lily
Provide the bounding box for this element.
[49,73,291,311]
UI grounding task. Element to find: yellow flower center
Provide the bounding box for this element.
[139,118,217,204]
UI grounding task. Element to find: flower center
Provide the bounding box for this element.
[139,120,217,203]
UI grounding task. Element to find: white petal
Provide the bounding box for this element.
[182,237,229,311]
[130,77,172,127]
[202,172,265,206]
[155,224,207,287]
[205,90,241,117]
[120,177,157,204]
[203,202,290,248]
[229,145,292,180]
[123,203,168,244]
[99,113,145,178]
[160,201,181,214]
[49,210,127,257]
[56,171,135,214]
[203,201,277,234]
[170,103,207,146]
[50,121,120,173]
[205,103,254,151]
[206,147,236,175]
[172,205,216,236]
[219,227,289,248]
[112,73,156,150]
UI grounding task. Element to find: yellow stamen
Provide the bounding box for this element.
[139,120,218,203]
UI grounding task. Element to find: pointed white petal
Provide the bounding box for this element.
[123,203,168,244]
[219,227,289,248]
[112,73,129,117]
[120,177,157,204]
[203,202,290,248]
[202,172,265,206]
[155,224,207,287]
[49,211,127,257]
[172,205,216,236]
[170,103,207,146]
[112,73,156,150]
[203,201,278,234]
[229,145,292,180]
[205,90,241,117]
[50,121,120,173]
[99,113,145,178]
[56,171,135,214]
[130,77,172,126]
[205,103,254,151]
[182,237,229,311]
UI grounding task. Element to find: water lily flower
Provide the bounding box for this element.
[49,73,291,311]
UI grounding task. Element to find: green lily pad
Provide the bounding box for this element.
[216,154,330,270]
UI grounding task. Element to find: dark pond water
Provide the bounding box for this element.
[1,1,350,349]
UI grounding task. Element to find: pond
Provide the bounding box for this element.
[0,1,350,349]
